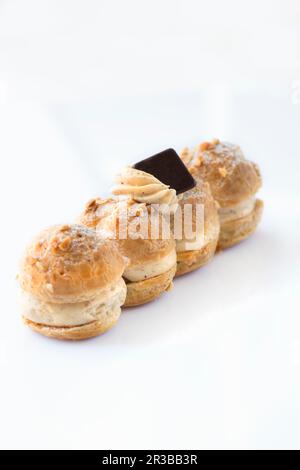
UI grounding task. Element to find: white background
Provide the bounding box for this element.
[0,0,300,450]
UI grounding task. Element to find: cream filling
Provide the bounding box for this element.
[124,250,176,282]
[219,196,256,224]
[176,224,219,253]
[21,278,127,327]
[112,166,179,213]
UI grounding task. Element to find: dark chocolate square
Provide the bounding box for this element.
[134,148,195,195]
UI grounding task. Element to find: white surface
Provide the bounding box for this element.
[1,0,300,451]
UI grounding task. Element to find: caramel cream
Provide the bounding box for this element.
[219,196,256,224]
[112,167,179,213]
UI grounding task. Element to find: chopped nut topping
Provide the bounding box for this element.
[59,237,72,251]
[59,224,70,232]
[195,156,203,167]
[86,199,98,211]
[51,239,60,254]
[200,139,220,152]
[200,142,210,151]
[218,167,227,178]
[180,147,193,165]
[86,198,111,214]
[35,261,44,272]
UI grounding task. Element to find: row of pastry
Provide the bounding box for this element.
[18,139,263,340]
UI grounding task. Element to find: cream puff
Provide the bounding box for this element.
[181,139,263,250]
[79,196,177,307]
[174,176,220,277]
[19,224,127,340]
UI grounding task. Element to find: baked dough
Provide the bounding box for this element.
[181,139,263,249]
[218,198,264,250]
[124,265,176,307]
[19,224,127,340]
[79,198,177,306]
[173,176,220,276]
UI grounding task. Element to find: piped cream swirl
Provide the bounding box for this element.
[112,167,179,213]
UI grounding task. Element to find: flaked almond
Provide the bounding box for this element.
[51,243,60,254]
[28,256,37,265]
[218,167,227,178]
[59,236,72,251]
[180,147,192,165]
[59,224,70,232]
[200,139,220,152]
[200,142,210,151]
[35,261,45,272]
[86,198,98,210]
[97,199,111,206]
[195,156,204,167]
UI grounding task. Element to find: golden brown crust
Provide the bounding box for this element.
[175,238,218,277]
[218,199,264,249]
[79,197,176,267]
[78,198,118,229]
[23,314,120,340]
[117,238,175,267]
[19,224,126,303]
[176,176,220,236]
[124,265,176,307]
[180,140,262,207]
